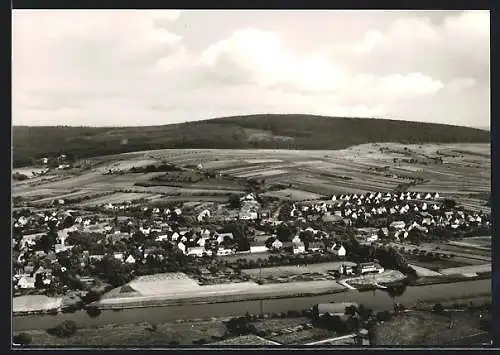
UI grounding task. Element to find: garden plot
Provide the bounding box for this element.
[460,236,491,248]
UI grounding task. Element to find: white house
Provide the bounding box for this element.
[18,276,35,289]
[292,235,302,245]
[187,247,206,257]
[171,232,180,241]
[174,208,182,216]
[250,245,268,254]
[113,253,124,261]
[293,243,306,255]
[177,242,186,254]
[197,209,211,222]
[333,245,346,257]
[272,239,283,250]
[390,221,406,230]
[125,255,136,264]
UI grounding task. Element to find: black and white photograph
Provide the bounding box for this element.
[11,9,492,348]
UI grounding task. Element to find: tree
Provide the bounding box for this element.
[265,237,276,249]
[34,273,45,289]
[276,223,293,243]
[236,237,251,252]
[13,333,32,345]
[386,283,407,309]
[228,194,242,209]
[442,199,456,209]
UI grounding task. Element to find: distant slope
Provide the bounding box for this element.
[13,114,490,167]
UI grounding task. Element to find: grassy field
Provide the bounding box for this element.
[439,264,491,276]
[242,262,357,279]
[375,310,487,346]
[17,319,228,346]
[13,296,63,314]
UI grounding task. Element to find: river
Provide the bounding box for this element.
[13,279,491,331]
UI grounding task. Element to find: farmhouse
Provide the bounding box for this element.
[357,262,384,275]
[313,302,359,319]
[272,239,283,250]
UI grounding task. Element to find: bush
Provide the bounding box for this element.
[13,333,32,345]
[48,320,77,338]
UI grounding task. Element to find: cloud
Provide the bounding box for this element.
[12,10,489,127]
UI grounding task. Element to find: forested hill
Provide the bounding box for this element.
[13,114,490,167]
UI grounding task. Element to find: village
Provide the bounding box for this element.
[13,185,491,315]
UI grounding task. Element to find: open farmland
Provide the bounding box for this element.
[261,188,324,201]
[78,192,158,206]
[13,143,490,206]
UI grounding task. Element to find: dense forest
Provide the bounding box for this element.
[13,114,490,167]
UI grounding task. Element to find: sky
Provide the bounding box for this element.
[12,10,490,128]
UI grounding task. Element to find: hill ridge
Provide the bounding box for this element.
[13,114,490,167]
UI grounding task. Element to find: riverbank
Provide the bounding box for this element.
[13,278,491,332]
[408,272,491,287]
[93,288,348,311]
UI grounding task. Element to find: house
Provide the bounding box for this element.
[293,243,306,255]
[366,234,378,243]
[390,221,406,230]
[125,255,136,264]
[177,242,186,254]
[272,239,283,250]
[217,248,234,256]
[197,209,211,222]
[358,262,384,275]
[313,302,359,318]
[18,276,36,289]
[187,247,207,257]
[250,245,268,254]
[113,253,124,261]
[89,254,104,262]
[333,244,346,257]
[292,235,302,245]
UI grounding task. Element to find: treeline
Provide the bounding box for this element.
[13,115,489,167]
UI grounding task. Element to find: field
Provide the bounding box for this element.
[439,264,491,276]
[374,310,487,346]
[95,272,348,308]
[16,319,229,346]
[242,262,357,279]
[78,192,157,207]
[408,265,443,277]
[261,188,324,201]
[13,143,490,207]
[13,295,63,314]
